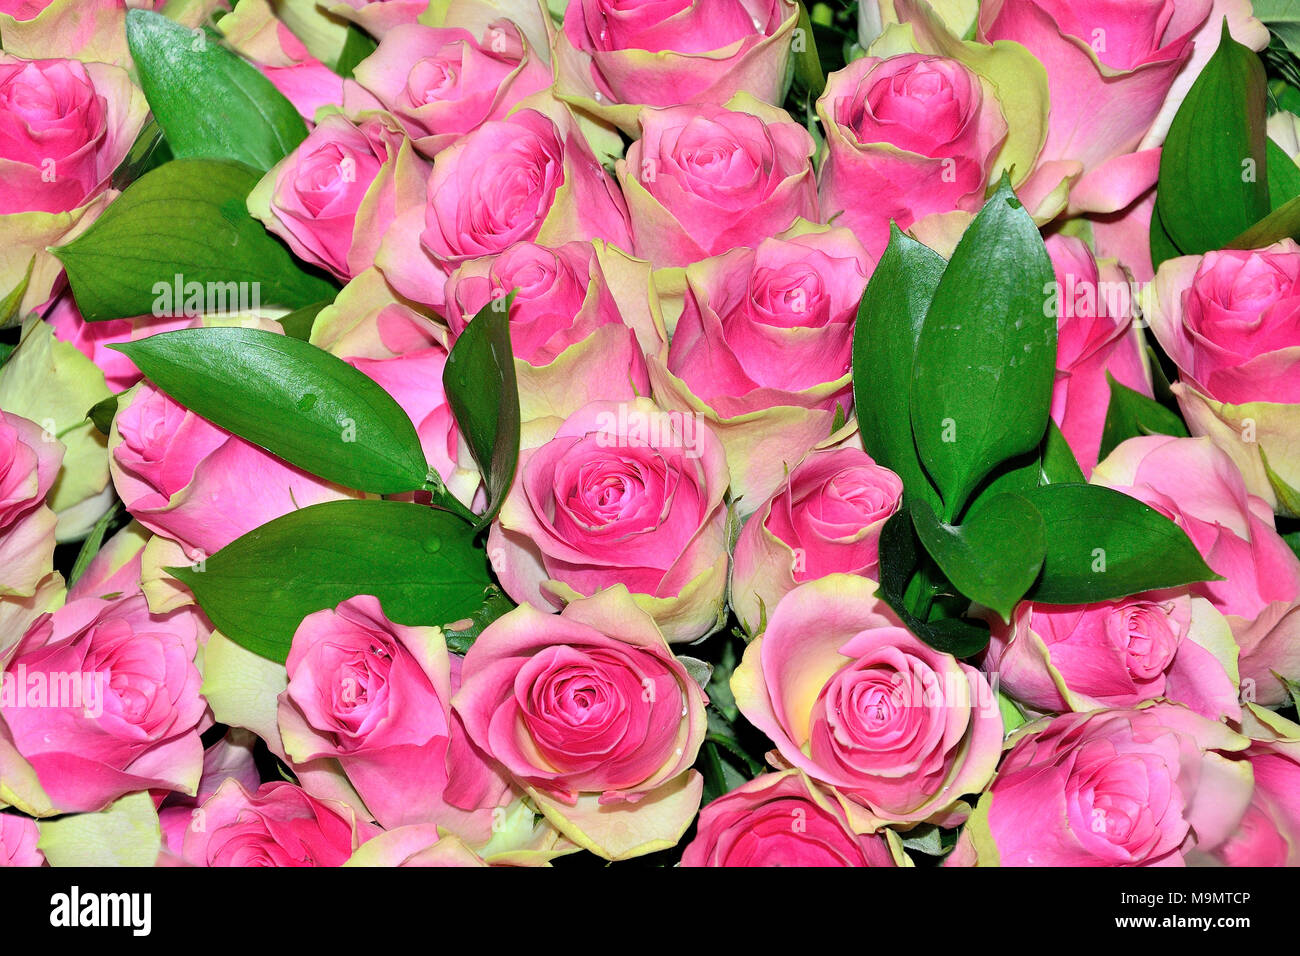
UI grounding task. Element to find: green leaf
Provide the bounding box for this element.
[53,158,337,322]
[127,9,307,171]
[276,299,333,341]
[1149,198,1185,270]
[853,225,945,510]
[443,295,521,530]
[1268,138,1300,209]
[86,393,119,436]
[1154,20,1270,256]
[791,1,826,98]
[1256,1,1300,59]
[1228,190,1300,248]
[910,494,1046,623]
[333,23,378,78]
[68,501,122,587]
[1,257,35,327]
[1041,419,1085,484]
[170,499,493,663]
[1098,373,1189,461]
[911,177,1057,521]
[111,326,430,494]
[443,586,515,655]
[1024,483,1220,604]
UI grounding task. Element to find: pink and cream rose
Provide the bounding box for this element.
[0,813,42,866]
[0,410,62,597]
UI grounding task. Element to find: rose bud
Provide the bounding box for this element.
[617,96,818,268]
[816,52,1007,259]
[377,105,632,311]
[181,779,374,867]
[680,770,903,867]
[554,0,800,127]
[730,447,903,636]
[109,380,357,561]
[647,224,870,507]
[249,111,430,282]
[444,240,663,426]
[959,703,1253,866]
[0,411,62,598]
[732,574,1003,827]
[489,398,730,644]
[1143,240,1300,516]
[348,21,551,157]
[986,591,1242,722]
[1093,435,1300,707]
[453,587,708,860]
[0,593,205,815]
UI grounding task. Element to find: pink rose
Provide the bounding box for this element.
[489,398,730,643]
[0,813,42,866]
[0,593,204,813]
[182,779,372,867]
[378,106,632,310]
[732,575,1003,826]
[0,410,62,597]
[347,824,487,867]
[966,703,1252,866]
[648,225,870,506]
[1145,241,1300,514]
[979,0,1209,174]
[1213,708,1300,866]
[618,98,818,268]
[1093,436,1300,707]
[1045,234,1151,474]
[249,112,430,282]
[277,595,506,834]
[453,588,707,859]
[328,0,428,37]
[985,591,1241,721]
[47,297,199,393]
[680,770,900,867]
[0,54,145,214]
[555,0,798,120]
[730,447,903,635]
[816,53,1008,259]
[158,729,261,857]
[109,380,355,560]
[349,21,550,157]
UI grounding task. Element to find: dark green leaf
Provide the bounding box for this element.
[1150,198,1185,270]
[1041,419,1085,484]
[127,9,307,171]
[333,24,378,78]
[68,501,122,587]
[910,494,1045,622]
[276,299,333,341]
[111,326,429,494]
[170,499,493,662]
[852,225,945,510]
[443,586,515,655]
[911,177,1057,520]
[1098,372,1189,461]
[791,2,826,98]
[443,294,521,530]
[53,158,336,322]
[86,394,119,436]
[1154,21,1270,255]
[1228,190,1300,248]
[1025,483,1220,604]
[1268,138,1300,209]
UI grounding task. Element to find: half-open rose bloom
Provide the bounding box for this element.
[182,779,373,867]
[1213,706,1300,866]
[816,53,1007,259]
[445,240,662,426]
[618,96,818,268]
[649,225,869,506]
[0,813,42,866]
[454,588,707,860]
[985,590,1241,722]
[1045,234,1151,475]
[961,703,1252,866]
[349,21,551,157]
[490,398,730,643]
[249,111,429,282]
[110,381,355,560]
[277,595,506,836]
[378,105,632,310]
[158,729,262,858]
[730,447,903,635]
[0,411,61,597]
[1144,240,1300,515]
[0,594,204,814]
[680,770,901,867]
[732,575,1003,827]
[554,0,798,128]
[1093,436,1300,707]
[0,53,147,315]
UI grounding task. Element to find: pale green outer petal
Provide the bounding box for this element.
[1187,595,1242,687]
[421,0,554,67]
[37,791,161,866]
[200,630,288,753]
[218,0,301,67]
[140,534,203,615]
[526,770,704,861]
[271,0,350,64]
[0,572,66,667]
[962,789,1000,866]
[0,0,131,66]
[0,318,112,540]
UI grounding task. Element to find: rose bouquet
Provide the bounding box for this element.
[0,0,1299,872]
